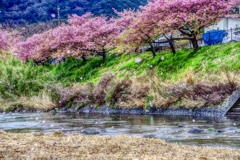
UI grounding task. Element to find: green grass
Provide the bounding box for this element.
[47,42,240,84]
[1,42,240,94]
[0,57,55,99]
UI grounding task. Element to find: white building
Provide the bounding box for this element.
[204,5,240,42]
[205,5,240,31]
[205,18,240,31]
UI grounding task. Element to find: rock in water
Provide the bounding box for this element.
[188,127,203,134]
[216,130,225,133]
[82,128,101,135]
[178,124,185,128]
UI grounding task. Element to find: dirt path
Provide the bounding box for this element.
[0,131,239,160]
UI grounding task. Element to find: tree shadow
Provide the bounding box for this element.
[187,50,198,59]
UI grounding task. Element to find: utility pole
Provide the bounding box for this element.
[57,6,60,26]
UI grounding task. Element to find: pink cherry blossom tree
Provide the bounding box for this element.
[0,29,22,54]
[115,9,161,57]
[117,9,179,56]
[17,13,120,62]
[16,25,85,62]
[116,0,239,55]
[68,13,120,61]
[140,0,240,50]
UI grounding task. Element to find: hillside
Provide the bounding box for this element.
[0,0,147,23]
[0,42,239,112]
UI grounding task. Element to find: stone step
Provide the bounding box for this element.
[227,112,240,115]
[230,108,240,112]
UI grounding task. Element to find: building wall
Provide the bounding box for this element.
[205,18,240,32]
[228,18,240,30]
[205,5,240,32]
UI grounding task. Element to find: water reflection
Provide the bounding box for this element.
[0,113,240,149]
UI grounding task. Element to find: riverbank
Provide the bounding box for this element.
[2,89,239,117]
[0,131,239,159]
[0,42,239,113]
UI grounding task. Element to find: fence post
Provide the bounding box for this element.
[209,31,211,45]
[231,28,233,41]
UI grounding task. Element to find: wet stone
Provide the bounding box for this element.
[67,108,76,113]
[188,127,203,134]
[178,124,185,128]
[22,110,27,113]
[216,130,225,133]
[60,107,67,111]
[49,110,56,114]
[82,128,101,135]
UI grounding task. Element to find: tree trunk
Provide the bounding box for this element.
[82,55,87,62]
[163,34,176,55]
[102,49,106,62]
[191,36,199,51]
[134,46,139,53]
[168,40,176,55]
[149,42,156,57]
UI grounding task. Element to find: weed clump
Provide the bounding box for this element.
[92,73,115,105]
[58,83,94,108]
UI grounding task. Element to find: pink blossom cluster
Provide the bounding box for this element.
[17,13,120,61]
[117,0,240,52]
[17,25,85,61]
[140,0,240,33]
[68,13,119,54]
[0,30,9,52]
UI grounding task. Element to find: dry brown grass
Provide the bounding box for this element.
[2,70,238,112]
[107,78,132,106]
[0,93,56,112]
[112,77,149,108]
[0,131,239,160]
[58,83,94,108]
[135,70,240,108]
[89,70,239,109]
[175,98,207,108]
[92,73,115,105]
[19,93,56,111]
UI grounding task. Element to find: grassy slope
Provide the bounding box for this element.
[0,42,239,112]
[49,42,240,83]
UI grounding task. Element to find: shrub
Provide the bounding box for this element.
[0,57,54,99]
[92,73,114,104]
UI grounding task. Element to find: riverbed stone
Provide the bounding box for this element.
[188,127,203,134]
[22,110,27,113]
[49,110,56,114]
[82,128,101,135]
[216,130,225,133]
[178,124,185,128]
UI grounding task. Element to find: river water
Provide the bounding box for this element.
[0,113,240,149]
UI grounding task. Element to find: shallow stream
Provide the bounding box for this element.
[0,113,240,149]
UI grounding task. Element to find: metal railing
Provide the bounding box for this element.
[222,28,240,43]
